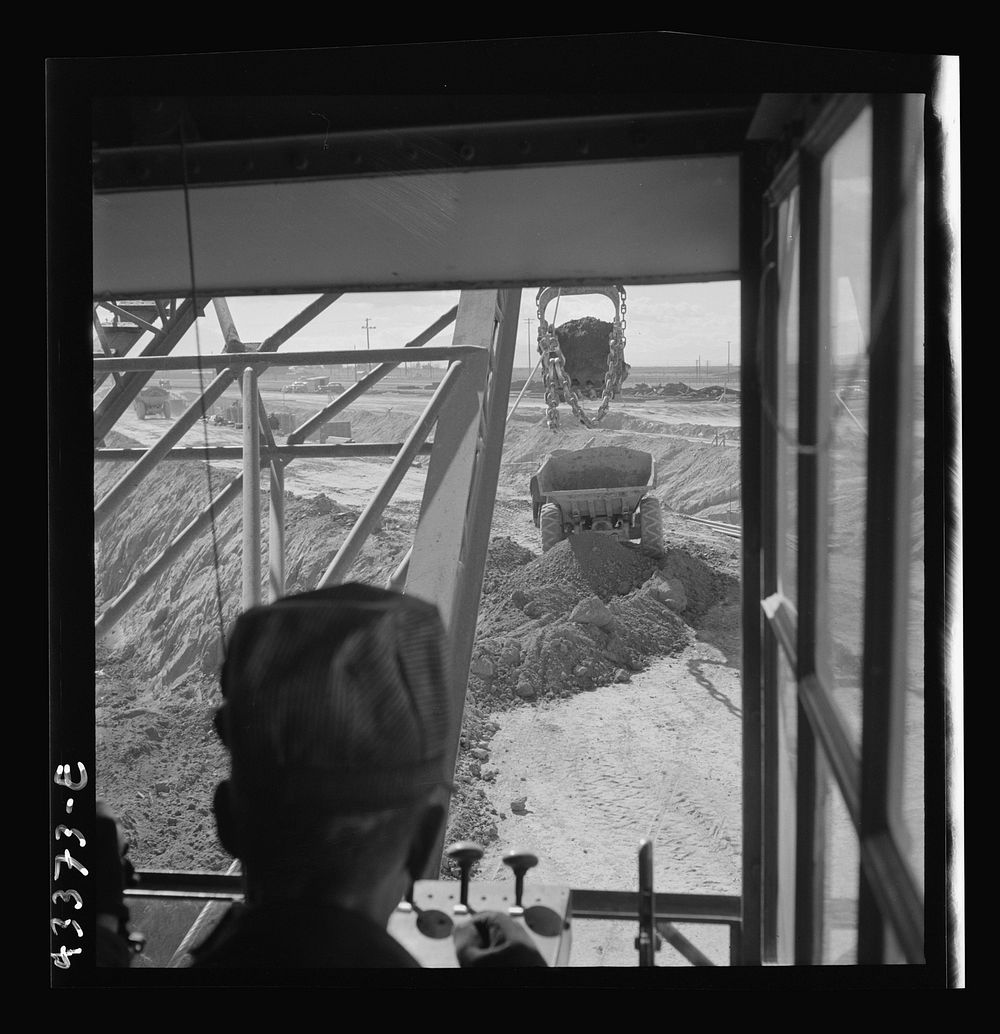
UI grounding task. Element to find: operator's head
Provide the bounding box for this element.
[212,584,455,911]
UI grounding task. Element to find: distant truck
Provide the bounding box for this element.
[133,385,173,419]
[530,446,663,557]
[305,375,329,392]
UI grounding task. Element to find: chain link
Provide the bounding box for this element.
[536,285,629,430]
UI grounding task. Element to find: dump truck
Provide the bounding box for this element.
[530,445,663,557]
[133,385,172,419]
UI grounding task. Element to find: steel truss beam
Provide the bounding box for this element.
[403,289,521,871]
[93,296,203,443]
[95,443,435,462]
[286,307,458,445]
[93,305,466,638]
[94,294,342,529]
[318,362,466,588]
[94,345,478,373]
[95,368,235,525]
[95,473,246,638]
[92,313,124,393]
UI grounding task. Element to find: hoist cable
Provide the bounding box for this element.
[178,122,227,650]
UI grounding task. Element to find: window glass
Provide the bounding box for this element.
[819,107,872,749]
[775,651,798,963]
[898,101,926,894]
[821,754,859,964]
[777,188,800,605]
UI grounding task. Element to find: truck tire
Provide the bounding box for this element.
[639,496,664,558]
[162,400,172,418]
[135,399,147,419]
[540,503,566,553]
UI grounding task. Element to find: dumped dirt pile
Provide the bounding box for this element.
[465,532,720,714]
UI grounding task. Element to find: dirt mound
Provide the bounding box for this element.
[336,408,433,444]
[466,532,721,714]
[480,535,534,594]
[95,662,229,872]
[510,533,655,609]
[97,455,413,688]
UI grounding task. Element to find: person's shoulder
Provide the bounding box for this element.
[192,902,420,969]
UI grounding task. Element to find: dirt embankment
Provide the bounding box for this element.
[498,412,740,521]
[95,436,420,871]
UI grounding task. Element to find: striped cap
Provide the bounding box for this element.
[216,584,454,814]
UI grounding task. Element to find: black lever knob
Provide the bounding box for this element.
[502,849,539,909]
[445,841,484,909]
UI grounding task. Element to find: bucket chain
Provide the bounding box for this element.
[537,286,628,430]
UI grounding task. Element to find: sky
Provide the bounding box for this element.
[140,282,742,371]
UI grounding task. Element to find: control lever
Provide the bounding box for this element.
[502,849,562,937]
[501,849,538,916]
[445,841,484,915]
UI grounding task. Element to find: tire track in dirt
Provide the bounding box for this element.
[476,644,742,965]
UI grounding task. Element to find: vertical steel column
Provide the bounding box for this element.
[269,463,285,602]
[406,293,494,631]
[242,368,261,611]
[794,143,828,965]
[217,295,337,606]
[405,291,510,875]
[248,379,284,603]
[442,288,520,712]
[739,141,769,966]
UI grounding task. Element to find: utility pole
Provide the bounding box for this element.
[362,317,376,374]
